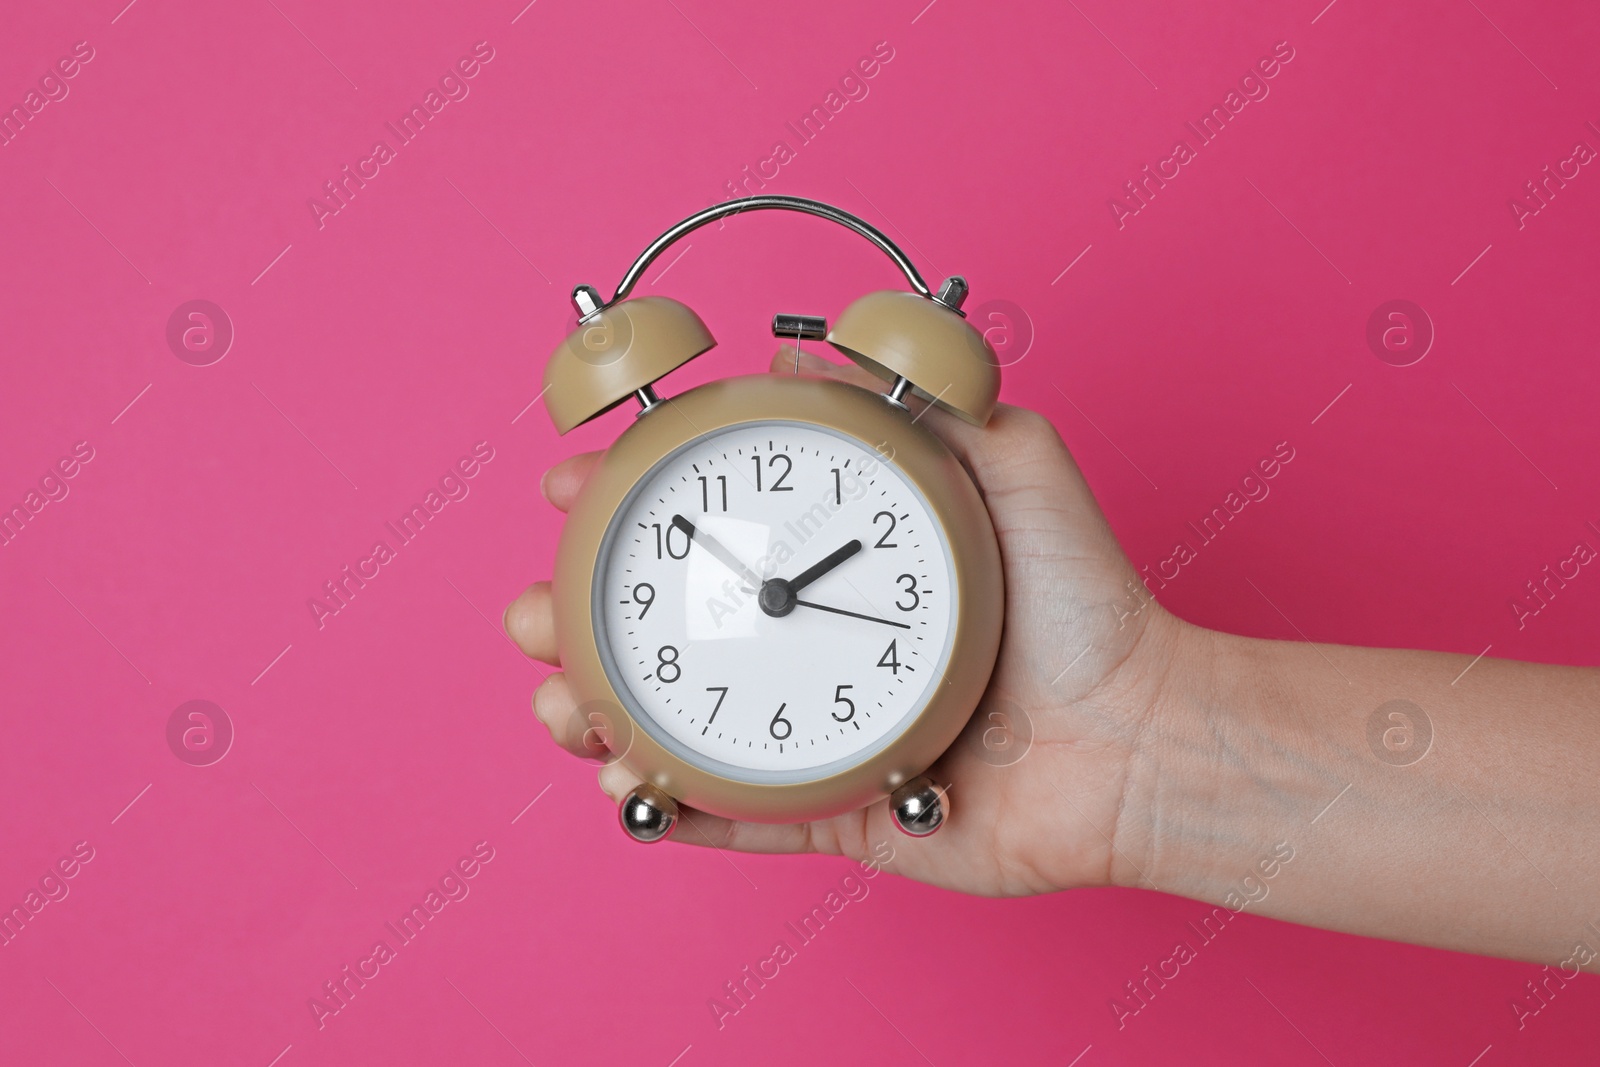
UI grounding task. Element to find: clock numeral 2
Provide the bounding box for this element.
[769,703,792,740]
[698,475,727,512]
[873,511,898,548]
[832,684,856,722]
[752,453,793,492]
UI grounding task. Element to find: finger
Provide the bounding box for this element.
[503,581,558,663]
[541,451,601,513]
[531,673,610,761]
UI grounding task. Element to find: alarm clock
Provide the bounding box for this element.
[544,196,1003,842]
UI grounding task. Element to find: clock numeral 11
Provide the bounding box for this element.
[698,475,727,512]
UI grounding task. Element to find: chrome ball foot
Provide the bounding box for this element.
[619,783,679,843]
[890,776,946,837]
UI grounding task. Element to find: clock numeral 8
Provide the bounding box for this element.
[769,703,792,740]
[656,645,681,683]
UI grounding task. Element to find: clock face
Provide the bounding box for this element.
[593,420,958,783]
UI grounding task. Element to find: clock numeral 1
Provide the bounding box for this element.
[831,684,856,722]
[706,686,728,723]
[831,467,842,506]
[877,639,900,675]
[752,453,793,492]
[698,475,727,512]
[769,703,792,740]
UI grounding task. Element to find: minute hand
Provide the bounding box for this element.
[785,539,862,594]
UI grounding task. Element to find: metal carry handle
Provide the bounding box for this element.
[603,195,934,306]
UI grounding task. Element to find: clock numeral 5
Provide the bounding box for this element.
[769,703,792,740]
[752,453,793,492]
[831,684,856,722]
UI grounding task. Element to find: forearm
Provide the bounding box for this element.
[1121,619,1600,970]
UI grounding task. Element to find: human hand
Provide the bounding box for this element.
[505,347,1193,896]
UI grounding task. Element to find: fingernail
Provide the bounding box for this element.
[538,469,551,503]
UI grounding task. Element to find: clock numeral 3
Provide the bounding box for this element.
[656,645,681,683]
[752,453,794,492]
[769,703,793,740]
[831,684,856,722]
[896,573,920,611]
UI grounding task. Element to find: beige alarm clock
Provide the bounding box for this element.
[544,196,1003,842]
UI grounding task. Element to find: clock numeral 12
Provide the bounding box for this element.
[752,453,793,492]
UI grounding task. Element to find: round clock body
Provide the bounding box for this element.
[552,372,1003,823]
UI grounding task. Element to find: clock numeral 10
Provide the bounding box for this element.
[752,453,793,492]
[649,523,690,559]
[698,475,727,512]
[769,703,792,740]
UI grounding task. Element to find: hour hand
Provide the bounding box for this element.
[785,540,862,594]
[671,515,762,593]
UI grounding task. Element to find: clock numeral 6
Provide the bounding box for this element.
[656,645,681,683]
[831,684,856,722]
[896,573,920,611]
[769,703,792,740]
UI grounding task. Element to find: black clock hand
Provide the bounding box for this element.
[671,514,763,592]
[791,599,911,629]
[785,540,862,594]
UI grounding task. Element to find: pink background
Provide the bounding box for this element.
[2,0,1598,1063]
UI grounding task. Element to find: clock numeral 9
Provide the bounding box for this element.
[650,522,690,559]
[698,475,727,512]
[769,702,792,740]
[831,684,855,722]
[752,453,793,492]
[896,574,920,611]
[873,511,898,548]
[631,583,655,618]
[656,645,681,683]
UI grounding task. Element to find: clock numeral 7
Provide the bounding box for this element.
[698,475,727,512]
[706,686,728,723]
[752,453,793,492]
[769,703,792,740]
[831,684,856,722]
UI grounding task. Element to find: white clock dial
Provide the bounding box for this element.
[594,420,958,782]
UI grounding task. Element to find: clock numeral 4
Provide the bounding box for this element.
[769,703,792,740]
[877,639,900,675]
